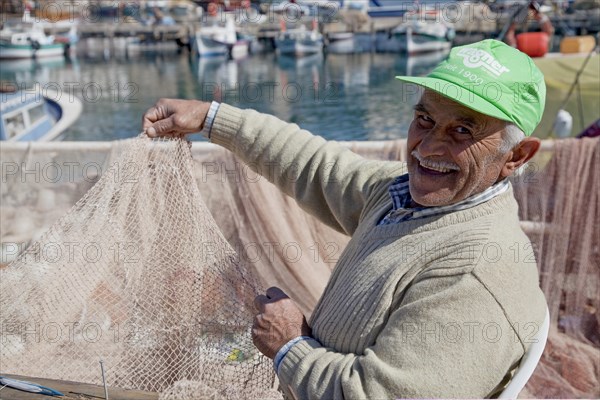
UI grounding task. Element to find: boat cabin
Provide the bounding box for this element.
[0,91,60,141]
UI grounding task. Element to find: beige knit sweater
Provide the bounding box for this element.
[209,104,547,399]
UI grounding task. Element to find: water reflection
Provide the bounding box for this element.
[0,56,67,85]
[1,39,445,141]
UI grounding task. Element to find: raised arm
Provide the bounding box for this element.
[143,100,405,235]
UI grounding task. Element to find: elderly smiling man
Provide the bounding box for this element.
[143,40,547,398]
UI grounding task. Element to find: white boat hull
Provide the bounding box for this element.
[0,43,65,59]
[1,88,82,141]
[193,34,249,59]
[277,41,323,56]
[276,32,324,57]
[376,27,451,55]
[194,34,229,57]
[407,29,452,54]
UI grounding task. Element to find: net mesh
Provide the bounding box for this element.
[1,137,598,398]
[0,136,278,398]
[511,137,600,398]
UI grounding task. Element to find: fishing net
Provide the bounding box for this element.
[200,140,407,317]
[0,136,279,398]
[511,137,600,398]
[1,137,598,398]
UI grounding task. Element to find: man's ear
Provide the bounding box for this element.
[500,137,541,179]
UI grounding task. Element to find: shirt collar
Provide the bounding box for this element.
[383,173,510,223]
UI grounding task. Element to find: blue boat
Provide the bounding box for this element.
[0,89,82,141]
[366,0,410,18]
[351,0,451,19]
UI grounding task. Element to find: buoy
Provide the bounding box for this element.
[560,35,596,54]
[516,32,549,58]
[553,109,573,138]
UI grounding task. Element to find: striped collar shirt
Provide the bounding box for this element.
[378,173,510,225]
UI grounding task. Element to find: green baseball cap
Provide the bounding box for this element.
[396,39,546,136]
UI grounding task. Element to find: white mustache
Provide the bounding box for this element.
[411,150,460,172]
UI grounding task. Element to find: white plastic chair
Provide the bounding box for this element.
[498,306,550,399]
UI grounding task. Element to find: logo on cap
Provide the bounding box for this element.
[457,48,510,77]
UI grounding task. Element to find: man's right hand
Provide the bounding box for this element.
[142,99,211,138]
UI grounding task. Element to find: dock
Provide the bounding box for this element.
[78,22,195,45]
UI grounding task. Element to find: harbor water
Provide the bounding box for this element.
[0,41,450,142]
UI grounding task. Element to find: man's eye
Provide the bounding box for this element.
[418,115,434,125]
[455,126,472,135]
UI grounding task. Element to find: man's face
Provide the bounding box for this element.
[407,90,511,207]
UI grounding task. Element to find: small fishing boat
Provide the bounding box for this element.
[192,15,249,59]
[275,25,324,57]
[0,88,82,141]
[0,12,66,59]
[193,33,229,57]
[375,17,455,55]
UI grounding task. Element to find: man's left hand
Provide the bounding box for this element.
[252,287,311,359]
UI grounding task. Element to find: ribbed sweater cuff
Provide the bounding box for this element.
[277,337,322,387]
[210,103,245,149]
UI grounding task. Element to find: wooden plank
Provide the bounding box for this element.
[0,374,158,400]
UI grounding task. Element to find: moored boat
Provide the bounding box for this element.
[0,11,67,59]
[193,33,229,57]
[275,25,324,57]
[375,17,454,55]
[0,88,82,141]
[192,15,250,59]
